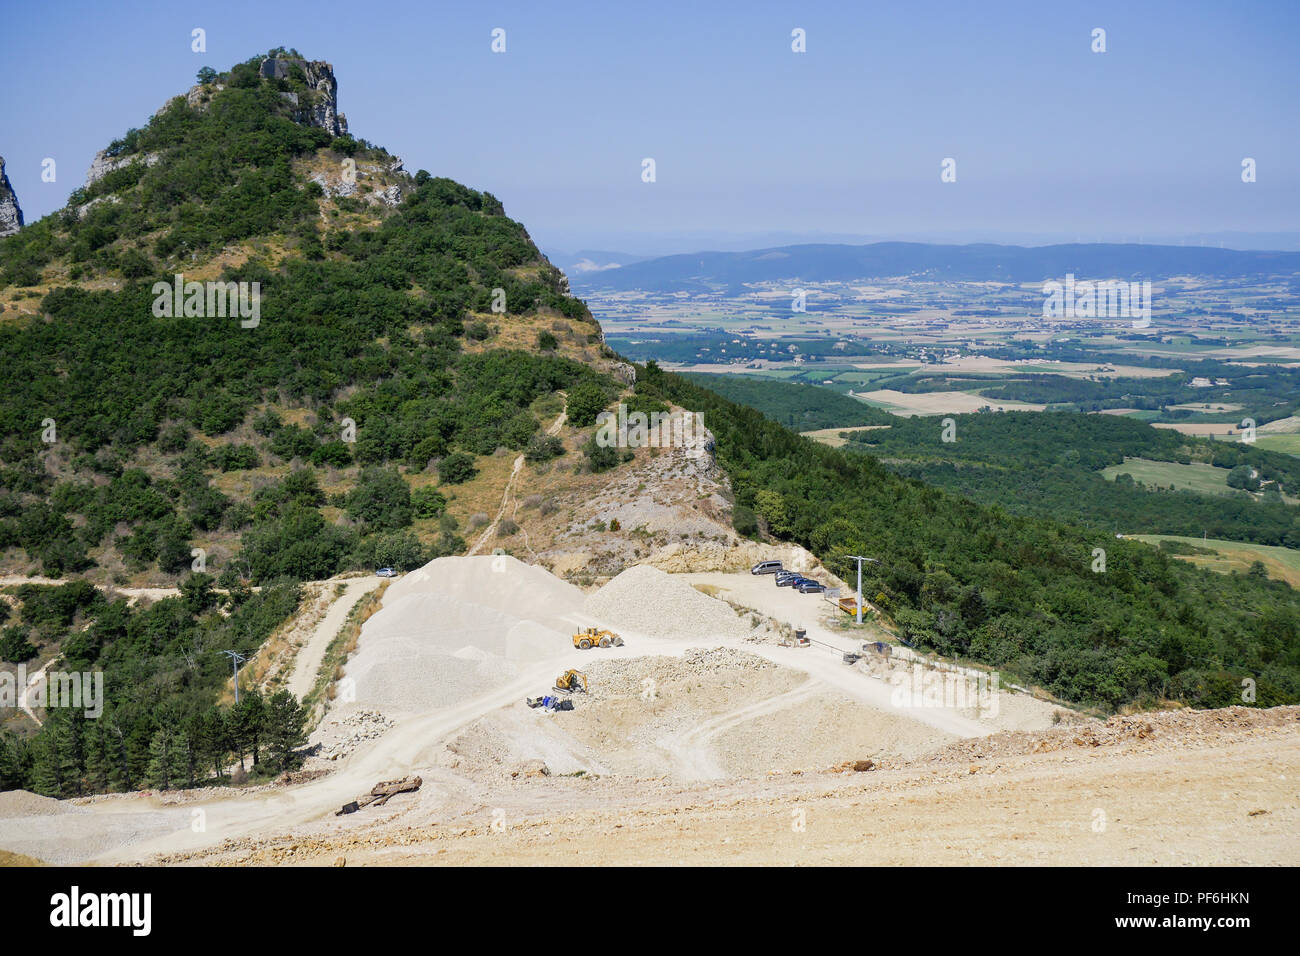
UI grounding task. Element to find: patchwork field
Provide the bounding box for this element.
[854,389,1046,416]
[1100,458,1237,497]
[1131,535,1300,587]
[1255,434,1300,456]
[1151,422,1243,437]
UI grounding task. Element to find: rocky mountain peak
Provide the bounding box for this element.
[0,156,23,237]
[260,56,348,136]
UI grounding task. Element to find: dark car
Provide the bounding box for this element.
[775,574,801,587]
[796,581,825,594]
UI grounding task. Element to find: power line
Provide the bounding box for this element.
[842,555,880,625]
[221,650,250,704]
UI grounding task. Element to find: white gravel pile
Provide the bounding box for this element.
[346,555,585,715]
[584,564,754,641]
[582,647,776,698]
[0,790,70,818]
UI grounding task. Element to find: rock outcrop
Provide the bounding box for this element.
[260,57,348,136]
[83,150,161,190]
[0,156,23,237]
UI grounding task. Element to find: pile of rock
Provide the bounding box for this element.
[584,564,754,641]
[319,710,394,761]
[583,647,775,699]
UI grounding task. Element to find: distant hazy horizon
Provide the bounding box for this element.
[542,230,1300,264]
[3,0,1297,253]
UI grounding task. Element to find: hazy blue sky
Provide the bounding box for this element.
[2,0,1297,254]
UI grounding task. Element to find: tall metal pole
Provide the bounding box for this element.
[222,650,249,704]
[856,560,862,625]
[845,556,879,625]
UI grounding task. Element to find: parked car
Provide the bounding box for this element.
[776,574,803,587]
[376,567,398,578]
[796,581,825,594]
[751,560,783,575]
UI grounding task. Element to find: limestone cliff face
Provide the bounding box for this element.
[0,156,23,237]
[260,57,348,136]
[84,150,161,190]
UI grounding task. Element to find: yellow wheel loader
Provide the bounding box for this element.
[572,626,624,650]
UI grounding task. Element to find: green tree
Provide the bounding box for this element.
[411,486,446,519]
[180,573,218,615]
[146,726,186,790]
[231,689,267,769]
[565,381,609,428]
[438,452,477,485]
[345,467,413,531]
[264,691,308,773]
[0,626,37,663]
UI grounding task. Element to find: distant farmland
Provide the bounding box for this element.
[1132,535,1300,587]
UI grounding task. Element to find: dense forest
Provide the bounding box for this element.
[0,577,307,795]
[681,373,894,430]
[647,365,1299,710]
[840,412,1300,548]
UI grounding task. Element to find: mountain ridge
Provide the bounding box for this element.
[570,240,1300,292]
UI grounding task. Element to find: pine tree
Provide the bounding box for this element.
[82,720,112,793]
[233,689,266,768]
[146,726,185,790]
[0,733,24,791]
[196,707,230,779]
[264,691,307,773]
[175,730,197,789]
[105,721,129,793]
[56,713,86,796]
[123,721,152,791]
[29,736,62,798]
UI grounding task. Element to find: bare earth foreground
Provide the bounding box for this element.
[0,554,1296,867]
[154,706,1300,866]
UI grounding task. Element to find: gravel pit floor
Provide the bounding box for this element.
[446,648,957,782]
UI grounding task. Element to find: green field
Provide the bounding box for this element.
[1254,433,1300,456]
[1131,535,1300,587]
[1099,457,1241,497]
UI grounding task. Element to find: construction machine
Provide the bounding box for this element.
[572,626,624,649]
[555,669,588,693]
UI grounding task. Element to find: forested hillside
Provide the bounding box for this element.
[681,373,893,430]
[842,412,1300,547]
[0,50,614,587]
[651,366,1299,710]
[0,50,619,795]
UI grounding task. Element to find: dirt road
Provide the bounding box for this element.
[285,576,382,701]
[468,404,565,556]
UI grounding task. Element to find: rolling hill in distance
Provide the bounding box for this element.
[569,240,1300,293]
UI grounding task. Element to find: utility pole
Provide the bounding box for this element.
[221,650,250,704]
[845,556,880,625]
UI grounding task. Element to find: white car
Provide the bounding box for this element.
[376,567,398,578]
